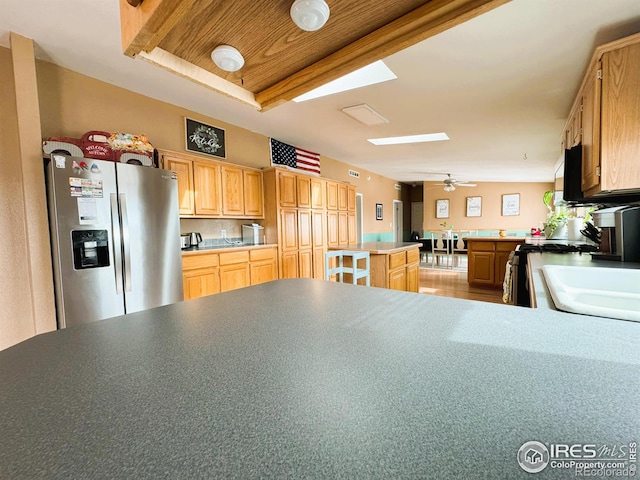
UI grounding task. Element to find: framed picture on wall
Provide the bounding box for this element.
[502,193,520,216]
[436,199,449,219]
[376,203,383,220]
[466,196,482,217]
[185,117,226,158]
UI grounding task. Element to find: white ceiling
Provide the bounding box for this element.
[2,0,640,184]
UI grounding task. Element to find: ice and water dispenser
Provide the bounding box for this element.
[71,230,110,269]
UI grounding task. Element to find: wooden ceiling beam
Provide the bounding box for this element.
[256,0,510,111]
[119,0,198,57]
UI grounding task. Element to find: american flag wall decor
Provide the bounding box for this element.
[270,138,321,176]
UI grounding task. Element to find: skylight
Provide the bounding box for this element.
[292,60,397,103]
[367,133,450,145]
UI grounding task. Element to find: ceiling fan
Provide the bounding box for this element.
[428,173,477,191]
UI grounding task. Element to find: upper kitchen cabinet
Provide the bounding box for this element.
[221,164,244,216]
[159,150,264,219]
[163,153,194,215]
[563,32,640,198]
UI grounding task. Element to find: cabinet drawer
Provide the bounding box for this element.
[471,242,495,251]
[497,241,520,251]
[389,252,406,270]
[182,253,219,270]
[250,248,276,262]
[219,250,250,265]
[406,248,419,264]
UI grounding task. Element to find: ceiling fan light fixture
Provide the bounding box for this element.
[211,45,244,72]
[290,0,330,32]
[444,184,456,192]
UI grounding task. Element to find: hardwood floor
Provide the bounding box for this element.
[418,261,505,305]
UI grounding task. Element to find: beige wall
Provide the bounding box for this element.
[36,59,402,240]
[422,181,553,233]
[0,41,56,351]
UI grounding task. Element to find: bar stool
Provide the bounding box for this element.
[325,250,370,286]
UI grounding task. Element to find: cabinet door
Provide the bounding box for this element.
[298,250,313,278]
[389,268,406,291]
[193,161,222,216]
[468,251,495,285]
[326,181,338,210]
[297,176,311,208]
[347,212,356,245]
[279,171,297,207]
[581,66,601,193]
[406,263,419,293]
[311,178,325,209]
[221,165,245,216]
[494,251,512,288]
[312,247,326,280]
[326,211,339,247]
[338,183,348,211]
[311,210,325,248]
[243,169,264,218]
[280,250,299,278]
[298,210,313,250]
[183,267,220,300]
[220,263,250,292]
[250,261,276,285]
[338,211,349,245]
[280,209,299,251]
[347,185,356,211]
[164,156,194,215]
[600,43,640,192]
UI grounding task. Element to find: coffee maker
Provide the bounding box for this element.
[591,206,640,262]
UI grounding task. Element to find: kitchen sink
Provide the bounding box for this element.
[542,265,640,322]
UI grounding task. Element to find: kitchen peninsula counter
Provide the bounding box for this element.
[1,279,638,478]
[328,242,420,292]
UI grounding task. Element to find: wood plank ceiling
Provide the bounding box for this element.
[119,0,509,111]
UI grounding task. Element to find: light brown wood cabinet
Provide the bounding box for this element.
[182,246,277,300]
[467,238,522,288]
[562,33,640,198]
[263,169,357,281]
[366,246,419,292]
[193,160,222,216]
[160,149,264,219]
[164,155,195,215]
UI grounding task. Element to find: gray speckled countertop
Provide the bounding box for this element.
[1,279,639,479]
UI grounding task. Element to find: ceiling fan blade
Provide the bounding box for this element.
[457,183,477,187]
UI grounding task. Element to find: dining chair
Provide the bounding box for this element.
[451,230,468,268]
[430,232,451,268]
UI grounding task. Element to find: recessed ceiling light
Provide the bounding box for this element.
[293,60,397,103]
[341,104,389,126]
[367,133,450,145]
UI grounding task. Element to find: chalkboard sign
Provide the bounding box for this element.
[185,118,226,158]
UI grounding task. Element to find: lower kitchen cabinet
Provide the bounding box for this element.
[183,267,220,300]
[467,238,522,287]
[182,246,277,300]
[298,249,313,278]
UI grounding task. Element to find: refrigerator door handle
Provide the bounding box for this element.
[110,193,123,295]
[120,193,133,292]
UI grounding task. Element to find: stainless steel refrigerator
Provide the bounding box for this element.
[45,154,183,328]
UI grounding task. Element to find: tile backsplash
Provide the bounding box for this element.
[180,218,262,240]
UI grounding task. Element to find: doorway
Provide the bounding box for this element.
[393,200,403,242]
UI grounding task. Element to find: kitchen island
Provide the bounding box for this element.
[466,236,524,287]
[1,279,639,479]
[328,242,419,292]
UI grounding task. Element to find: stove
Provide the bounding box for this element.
[517,243,598,254]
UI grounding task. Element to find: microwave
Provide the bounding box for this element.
[242,224,264,245]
